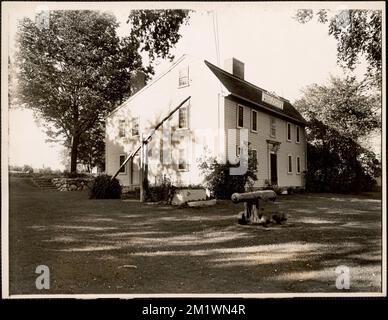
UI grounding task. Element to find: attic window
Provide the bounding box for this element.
[178,66,189,88]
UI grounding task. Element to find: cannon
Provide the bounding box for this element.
[231,190,286,226]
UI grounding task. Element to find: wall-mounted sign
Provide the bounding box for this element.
[262,92,284,110]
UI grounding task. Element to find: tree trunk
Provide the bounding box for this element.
[70,134,80,173]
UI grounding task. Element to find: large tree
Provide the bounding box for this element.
[295,76,381,141]
[294,76,381,193]
[16,9,190,172]
[294,9,382,88]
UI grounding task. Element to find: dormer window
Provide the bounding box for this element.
[178,66,189,88]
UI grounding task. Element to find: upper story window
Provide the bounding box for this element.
[296,125,300,143]
[119,119,126,138]
[296,156,301,174]
[270,117,276,137]
[178,66,189,88]
[287,122,292,141]
[119,154,126,174]
[237,105,244,128]
[287,154,293,174]
[251,110,258,132]
[131,117,139,136]
[178,105,189,129]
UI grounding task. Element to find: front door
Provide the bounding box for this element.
[270,153,278,185]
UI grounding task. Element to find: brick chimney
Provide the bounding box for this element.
[130,70,146,95]
[224,58,244,80]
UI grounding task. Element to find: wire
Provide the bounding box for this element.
[212,10,220,67]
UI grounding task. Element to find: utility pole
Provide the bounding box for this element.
[139,136,148,202]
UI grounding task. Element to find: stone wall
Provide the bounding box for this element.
[52,178,94,191]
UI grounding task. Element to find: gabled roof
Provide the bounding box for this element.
[106,55,189,119]
[204,60,307,125]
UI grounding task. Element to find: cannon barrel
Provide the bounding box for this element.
[231,190,276,203]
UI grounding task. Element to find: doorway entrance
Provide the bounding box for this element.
[270,152,278,185]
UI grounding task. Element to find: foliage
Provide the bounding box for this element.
[294,9,382,88]
[144,177,177,203]
[127,9,190,65]
[200,150,258,200]
[89,174,122,199]
[22,165,34,173]
[295,76,381,141]
[263,180,284,195]
[16,10,191,172]
[294,76,381,193]
[292,111,381,193]
[63,171,90,178]
[304,120,380,193]
[77,122,105,172]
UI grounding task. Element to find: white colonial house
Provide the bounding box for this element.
[105,55,307,189]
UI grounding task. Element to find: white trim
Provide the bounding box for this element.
[270,117,276,138]
[296,155,301,174]
[119,154,127,175]
[296,125,301,144]
[106,54,188,119]
[287,122,292,142]
[287,153,293,174]
[237,104,244,128]
[251,109,258,133]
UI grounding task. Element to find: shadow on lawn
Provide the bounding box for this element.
[9,178,382,294]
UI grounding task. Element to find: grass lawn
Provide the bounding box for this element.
[8,177,382,295]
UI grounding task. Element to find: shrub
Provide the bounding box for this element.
[22,165,34,173]
[89,174,122,199]
[199,150,257,200]
[305,136,380,193]
[144,177,176,203]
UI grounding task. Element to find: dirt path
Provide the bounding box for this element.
[8,177,382,294]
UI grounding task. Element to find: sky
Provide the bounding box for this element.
[4,2,381,170]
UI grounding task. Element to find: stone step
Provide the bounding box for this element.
[32,178,58,191]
